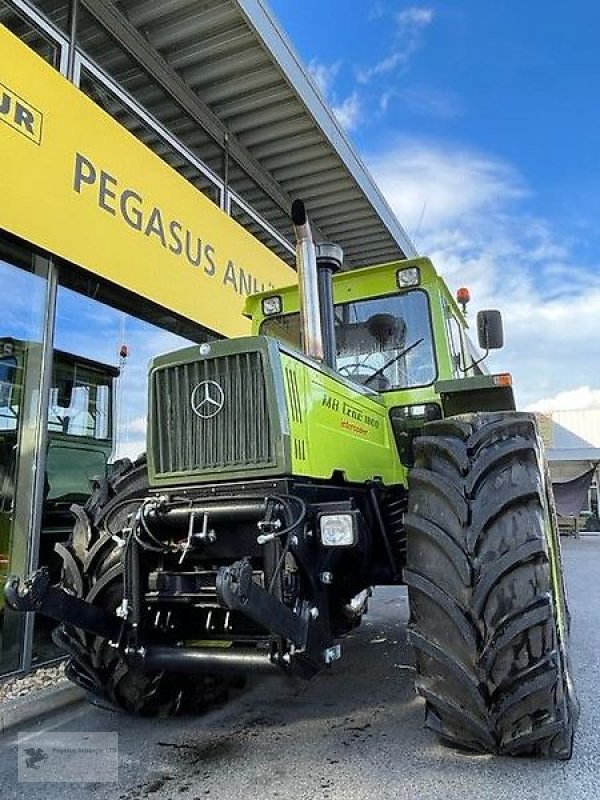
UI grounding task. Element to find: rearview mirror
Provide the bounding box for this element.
[477,310,504,350]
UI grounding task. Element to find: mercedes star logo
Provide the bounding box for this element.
[190,380,225,419]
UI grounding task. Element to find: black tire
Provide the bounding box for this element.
[56,456,229,715]
[404,412,578,758]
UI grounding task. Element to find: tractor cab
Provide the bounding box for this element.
[245,255,514,421]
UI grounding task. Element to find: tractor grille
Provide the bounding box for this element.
[151,351,275,475]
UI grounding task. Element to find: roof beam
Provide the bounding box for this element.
[236,0,417,259]
[81,0,294,220]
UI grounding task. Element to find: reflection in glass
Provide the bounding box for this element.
[0,250,48,675]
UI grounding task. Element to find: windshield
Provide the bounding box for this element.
[0,350,113,440]
[47,361,113,440]
[260,289,437,390]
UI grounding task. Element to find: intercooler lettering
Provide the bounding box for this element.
[321,392,380,436]
[341,419,368,436]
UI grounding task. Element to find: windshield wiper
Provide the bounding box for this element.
[363,338,424,387]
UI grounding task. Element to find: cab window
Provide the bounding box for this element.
[261,289,437,390]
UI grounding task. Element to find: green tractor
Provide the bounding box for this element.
[6,201,577,758]
[0,338,118,604]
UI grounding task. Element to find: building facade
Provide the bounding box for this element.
[538,409,600,527]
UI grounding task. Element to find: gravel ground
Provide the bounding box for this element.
[0,663,65,704]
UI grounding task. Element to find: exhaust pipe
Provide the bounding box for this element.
[291,199,324,362]
[315,242,343,369]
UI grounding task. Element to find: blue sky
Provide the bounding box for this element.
[269,0,599,410]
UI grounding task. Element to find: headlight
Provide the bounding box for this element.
[262,296,282,315]
[396,267,420,288]
[319,513,357,547]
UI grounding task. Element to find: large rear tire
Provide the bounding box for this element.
[56,456,228,715]
[405,412,578,758]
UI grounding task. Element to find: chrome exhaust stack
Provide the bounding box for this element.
[292,199,324,362]
[315,242,343,370]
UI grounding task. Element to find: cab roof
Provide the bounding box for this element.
[244,256,468,326]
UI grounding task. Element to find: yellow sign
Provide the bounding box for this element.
[0,80,43,145]
[0,26,294,336]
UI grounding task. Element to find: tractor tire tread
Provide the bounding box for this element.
[406,411,577,759]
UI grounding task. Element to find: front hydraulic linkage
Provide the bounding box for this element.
[4,569,129,642]
[216,557,308,648]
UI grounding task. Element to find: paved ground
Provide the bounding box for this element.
[0,535,598,799]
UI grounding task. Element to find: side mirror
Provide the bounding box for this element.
[477,310,504,350]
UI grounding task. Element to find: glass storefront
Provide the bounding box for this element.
[0,239,51,673]
[0,1,62,67]
[0,0,291,675]
[0,229,212,673]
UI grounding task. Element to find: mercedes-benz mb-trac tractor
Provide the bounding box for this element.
[6,201,577,758]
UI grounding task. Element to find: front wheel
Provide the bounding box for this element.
[56,456,229,715]
[405,412,578,758]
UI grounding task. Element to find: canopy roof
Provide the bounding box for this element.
[32,0,417,268]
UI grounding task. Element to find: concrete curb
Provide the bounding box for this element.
[0,679,85,736]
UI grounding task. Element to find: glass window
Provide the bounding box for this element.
[0,0,62,67]
[445,304,463,378]
[465,334,488,376]
[0,239,49,675]
[0,352,18,430]
[47,358,116,440]
[31,0,70,34]
[78,67,221,207]
[261,290,437,390]
[230,200,295,267]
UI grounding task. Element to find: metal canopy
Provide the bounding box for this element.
[41,0,417,268]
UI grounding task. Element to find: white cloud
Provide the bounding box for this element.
[308,59,341,97]
[123,415,147,435]
[332,92,362,131]
[367,138,600,409]
[308,10,438,129]
[369,139,526,233]
[116,439,146,462]
[357,53,407,84]
[358,5,434,84]
[396,6,434,31]
[307,59,362,132]
[526,387,600,413]
[397,87,462,118]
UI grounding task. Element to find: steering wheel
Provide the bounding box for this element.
[338,362,390,390]
[338,361,377,378]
